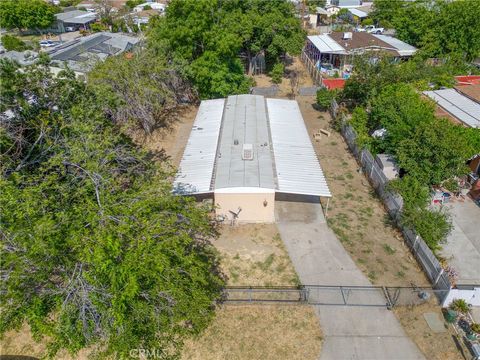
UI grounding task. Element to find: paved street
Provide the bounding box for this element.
[275,198,425,360]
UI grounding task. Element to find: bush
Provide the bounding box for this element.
[402,207,452,252]
[316,87,336,111]
[270,63,284,84]
[449,299,470,314]
[471,323,480,334]
[90,22,108,32]
[1,35,29,51]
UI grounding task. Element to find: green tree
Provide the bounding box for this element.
[149,0,304,98]
[0,59,224,358]
[0,0,57,34]
[270,63,284,84]
[316,87,337,111]
[0,34,30,51]
[88,49,196,134]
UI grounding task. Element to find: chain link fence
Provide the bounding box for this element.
[223,285,448,308]
[331,101,451,303]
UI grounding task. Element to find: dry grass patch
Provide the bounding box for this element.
[181,305,322,360]
[0,324,93,360]
[394,304,464,360]
[214,224,299,286]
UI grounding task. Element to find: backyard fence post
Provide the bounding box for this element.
[413,235,419,250]
[433,268,444,287]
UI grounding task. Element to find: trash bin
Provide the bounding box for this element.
[444,309,457,323]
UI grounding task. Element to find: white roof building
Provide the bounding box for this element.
[424,89,480,128]
[174,95,331,223]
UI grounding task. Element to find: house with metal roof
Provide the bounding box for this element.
[304,32,417,76]
[173,95,332,223]
[424,87,480,128]
[49,10,97,33]
[48,32,141,75]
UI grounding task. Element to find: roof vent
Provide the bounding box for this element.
[343,32,352,40]
[242,144,254,160]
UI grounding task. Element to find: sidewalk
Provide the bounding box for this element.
[275,198,425,360]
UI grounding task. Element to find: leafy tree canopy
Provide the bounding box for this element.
[0,60,224,358]
[371,0,480,61]
[0,0,57,33]
[148,0,305,98]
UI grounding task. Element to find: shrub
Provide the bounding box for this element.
[143,4,152,10]
[270,63,284,84]
[449,299,470,314]
[471,323,480,334]
[316,87,336,111]
[1,35,29,51]
[402,207,452,252]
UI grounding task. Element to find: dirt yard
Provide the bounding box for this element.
[215,224,300,286]
[0,324,93,360]
[394,304,465,360]
[181,305,322,360]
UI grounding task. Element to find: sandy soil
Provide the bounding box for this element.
[131,105,198,169]
[0,324,94,360]
[214,224,299,286]
[181,305,322,360]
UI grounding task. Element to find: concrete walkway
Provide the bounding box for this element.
[275,198,425,360]
[440,199,480,285]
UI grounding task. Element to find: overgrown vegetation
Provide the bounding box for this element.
[371,0,480,61]
[0,34,30,52]
[148,0,305,98]
[316,87,338,111]
[89,49,196,134]
[0,59,224,358]
[0,0,57,34]
[344,81,479,251]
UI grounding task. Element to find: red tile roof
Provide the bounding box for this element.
[455,75,480,85]
[322,79,346,90]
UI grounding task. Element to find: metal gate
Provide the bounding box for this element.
[223,285,447,308]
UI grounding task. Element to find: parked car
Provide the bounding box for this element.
[365,25,384,34]
[39,40,57,47]
[65,26,76,32]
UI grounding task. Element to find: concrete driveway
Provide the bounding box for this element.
[275,198,425,360]
[440,198,480,285]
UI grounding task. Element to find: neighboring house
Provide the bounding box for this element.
[348,8,369,21]
[423,86,480,129]
[48,10,97,33]
[48,32,141,75]
[305,32,416,77]
[134,2,166,13]
[329,0,362,7]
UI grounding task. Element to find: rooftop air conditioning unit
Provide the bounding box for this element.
[343,32,353,40]
[242,144,254,160]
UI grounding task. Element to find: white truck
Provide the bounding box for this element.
[365,25,384,34]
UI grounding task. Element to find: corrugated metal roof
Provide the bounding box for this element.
[348,8,368,18]
[214,95,275,190]
[174,96,331,198]
[372,34,417,56]
[173,99,225,194]
[424,89,480,128]
[307,34,346,54]
[267,99,332,197]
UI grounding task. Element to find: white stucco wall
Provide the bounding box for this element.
[442,287,480,307]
